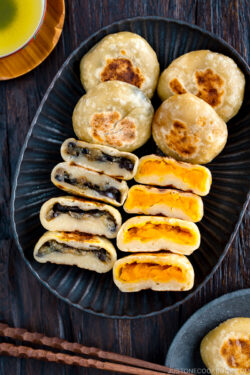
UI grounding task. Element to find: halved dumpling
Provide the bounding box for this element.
[34,231,117,273]
[113,252,194,292]
[157,50,245,122]
[61,138,139,180]
[135,155,212,196]
[40,196,122,239]
[80,31,160,98]
[124,185,203,222]
[72,81,154,152]
[117,216,200,255]
[200,317,250,375]
[51,162,128,207]
[152,93,228,164]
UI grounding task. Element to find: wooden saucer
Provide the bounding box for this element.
[0,0,65,80]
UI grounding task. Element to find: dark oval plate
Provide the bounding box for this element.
[11,17,250,318]
[165,289,250,373]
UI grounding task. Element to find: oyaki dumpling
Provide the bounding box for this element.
[80,31,160,98]
[34,231,117,273]
[61,138,139,180]
[113,253,194,292]
[152,93,228,164]
[135,155,212,196]
[157,50,245,122]
[51,162,128,207]
[73,81,154,152]
[117,216,200,255]
[124,185,203,222]
[40,196,122,239]
[200,317,250,375]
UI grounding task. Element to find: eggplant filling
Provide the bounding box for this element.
[47,203,118,232]
[37,240,110,262]
[55,169,122,203]
[67,142,134,171]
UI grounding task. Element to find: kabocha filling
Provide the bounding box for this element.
[139,159,209,192]
[67,142,135,171]
[125,222,194,245]
[119,262,186,283]
[55,169,121,203]
[125,187,200,220]
[37,240,110,262]
[47,203,118,232]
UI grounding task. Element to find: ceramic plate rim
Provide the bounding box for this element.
[11,16,250,319]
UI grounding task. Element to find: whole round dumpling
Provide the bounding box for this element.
[152,93,228,164]
[157,50,245,122]
[73,81,154,152]
[80,31,160,98]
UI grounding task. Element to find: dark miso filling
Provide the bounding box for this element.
[48,203,117,232]
[37,240,110,262]
[67,141,134,171]
[55,170,122,203]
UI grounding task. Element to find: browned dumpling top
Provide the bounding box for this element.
[152,93,228,164]
[200,317,250,375]
[157,50,245,122]
[80,31,160,98]
[73,81,154,152]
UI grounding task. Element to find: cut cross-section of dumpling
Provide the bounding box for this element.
[51,162,128,207]
[117,216,200,255]
[113,252,194,292]
[124,185,203,222]
[40,196,122,239]
[135,155,212,196]
[34,231,117,273]
[61,138,139,180]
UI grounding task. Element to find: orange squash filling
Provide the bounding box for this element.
[119,262,186,283]
[138,159,210,193]
[124,222,195,245]
[125,187,200,221]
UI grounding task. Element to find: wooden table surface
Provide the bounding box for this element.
[0,1,249,374]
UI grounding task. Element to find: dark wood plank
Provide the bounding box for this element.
[0,1,249,374]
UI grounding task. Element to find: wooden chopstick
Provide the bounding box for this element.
[0,323,190,375]
[0,342,171,375]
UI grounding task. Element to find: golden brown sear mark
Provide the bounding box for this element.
[91,111,136,147]
[169,78,187,94]
[101,58,144,88]
[165,120,198,157]
[220,338,250,370]
[195,68,224,107]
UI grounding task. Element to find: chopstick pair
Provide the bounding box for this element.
[0,323,190,375]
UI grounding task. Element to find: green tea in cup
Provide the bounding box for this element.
[0,0,46,58]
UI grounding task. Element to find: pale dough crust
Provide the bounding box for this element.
[73,81,154,152]
[80,31,160,98]
[152,93,228,164]
[200,317,250,375]
[157,50,245,122]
